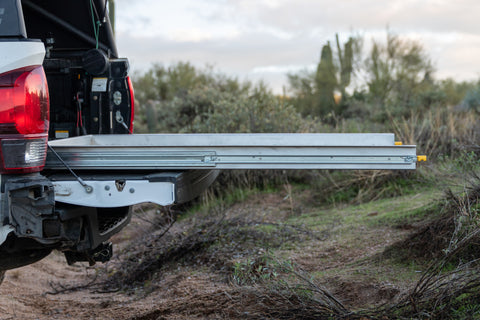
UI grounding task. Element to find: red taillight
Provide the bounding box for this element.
[127,76,135,133]
[0,66,49,174]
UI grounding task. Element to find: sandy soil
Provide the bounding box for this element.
[0,193,418,320]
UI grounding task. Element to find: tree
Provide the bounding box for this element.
[132,62,217,133]
[365,32,434,112]
[286,69,316,117]
[132,62,314,134]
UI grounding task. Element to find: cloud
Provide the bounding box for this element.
[115,0,480,92]
[115,0,243,40]
[116,30,323,93]
[223,0,480,36]
[117,30,321,72]
[252,64,316,74]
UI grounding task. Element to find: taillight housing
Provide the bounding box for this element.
[0,65,49,174]
[126,76,135,133]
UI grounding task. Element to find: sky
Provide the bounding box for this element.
[114,0,480,93]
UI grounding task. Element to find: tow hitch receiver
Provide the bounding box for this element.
[65,242,113,266]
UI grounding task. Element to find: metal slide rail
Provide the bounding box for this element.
[45,133,419,170]
[45,133,421,208]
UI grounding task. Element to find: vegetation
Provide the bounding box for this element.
[112,30,480,318]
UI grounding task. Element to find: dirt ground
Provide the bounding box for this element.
[0,192,421,320]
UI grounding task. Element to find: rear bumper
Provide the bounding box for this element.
[0,169,219,244]
[46,170,220,207]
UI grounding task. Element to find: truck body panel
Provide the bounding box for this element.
[0,40,44,74]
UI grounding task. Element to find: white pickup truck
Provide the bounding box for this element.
[0,0,146,272]
[0,0,420,278]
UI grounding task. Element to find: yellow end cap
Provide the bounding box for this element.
[394,141,403,146]
[417,155,427,162]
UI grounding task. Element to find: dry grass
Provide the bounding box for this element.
[391,109,480,158]
[362,178,480,319]
[100,206,321,292]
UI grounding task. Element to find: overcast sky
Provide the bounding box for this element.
[115,0,480,93]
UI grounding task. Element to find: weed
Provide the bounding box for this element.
[309,169,433,206]
[365,177,480,319]
[230,255,349,319]
[231,255,282,286]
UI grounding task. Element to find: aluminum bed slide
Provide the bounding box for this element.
[46,133,419,170]
[44,133,421,208]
